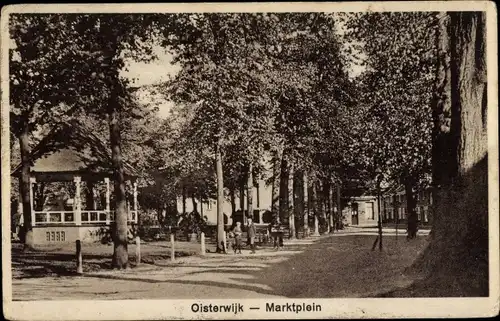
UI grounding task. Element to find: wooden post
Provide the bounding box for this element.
[200,232,206,255]
[76,240,83,274]
[74,176,82,226]
[223,231,227,253]
[104,177,110,225]
[29,177,36,226]
[336,185,341,230]
[135,236,141,265]
[170,233,175,262]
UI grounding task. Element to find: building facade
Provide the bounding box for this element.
[344,186,433,226]
[176,179,273,226]
[380,186,432,225]
[343,195,379,226]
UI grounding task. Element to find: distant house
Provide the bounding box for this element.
[344,195,379,226]
[380,185,432,225]
[176,180,272,226]
[343,180,432,227]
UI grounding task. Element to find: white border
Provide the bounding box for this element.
[1,2,499,320]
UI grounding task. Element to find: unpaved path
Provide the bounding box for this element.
[12,232,428,300]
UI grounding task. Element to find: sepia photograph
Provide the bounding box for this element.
[1,2,498,320]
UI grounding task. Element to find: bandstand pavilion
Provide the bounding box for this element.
[12,122,139,245]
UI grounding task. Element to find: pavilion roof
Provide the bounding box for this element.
[11,120,139,180]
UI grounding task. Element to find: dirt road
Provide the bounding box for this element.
[12,232,428,300]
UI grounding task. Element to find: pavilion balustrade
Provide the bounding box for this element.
[33,210,138,225]
[30,176,138,227]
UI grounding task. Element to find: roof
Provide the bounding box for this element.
[11,120,138,180]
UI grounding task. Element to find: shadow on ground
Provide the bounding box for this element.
[78,235,432,298]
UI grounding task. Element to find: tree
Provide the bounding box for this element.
[343,12,437,238]
[11,13,175,265]
[165,13,279,252]
[261,13,352,236]
[9,14,93,250]
[414,11,488,296]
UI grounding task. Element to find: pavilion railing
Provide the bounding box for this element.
[33,210,138,225]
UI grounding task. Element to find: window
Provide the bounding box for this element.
[416,207,421,220]
[47,230,66,242]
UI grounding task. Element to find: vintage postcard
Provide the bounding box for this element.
[1,1,499,320]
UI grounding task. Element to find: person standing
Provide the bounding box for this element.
[269,217,279,250]
[232,221,243,254]
[247,217,257,254]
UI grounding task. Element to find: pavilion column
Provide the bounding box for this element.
[29,177,36,226]
[105,177,110,225]
[133,181,138,224]
[74,176,82,226]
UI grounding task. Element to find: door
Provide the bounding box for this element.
[351,203,359,225]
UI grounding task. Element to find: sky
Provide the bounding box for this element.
[121,17,366,120]
[123,46,365,120]
[121,46,179,119]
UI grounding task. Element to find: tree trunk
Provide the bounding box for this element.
[230,187,236,218]
[271,156,280,218]
[247,162,253,224]
[288,165,295,239]
[328,183,334,233]
[239,171,246,224]
[278,153,289,223]
[293,170,302,238]
[157,204,165,226]
[405,177,418,239]
[326,181,333,233]
[182,185,187,214]
[109,102,128,269]
[303,171,309,237]
[376,179,383,251]
[312,182,320,236]
[336,185,342,230]
[415,12,488,296]
[191,194,198,213]
[19,127,34,251]
[215,145,225,253]
[432,12,454,188]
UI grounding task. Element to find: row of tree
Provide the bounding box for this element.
[10,11,487,281]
